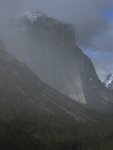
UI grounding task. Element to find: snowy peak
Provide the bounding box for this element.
[104,73,113,89]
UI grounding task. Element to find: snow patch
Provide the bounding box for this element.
[104,73,113,88]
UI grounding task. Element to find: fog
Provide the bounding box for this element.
[0,0,113,79]
[0,0,113,48]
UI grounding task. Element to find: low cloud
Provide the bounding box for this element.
[0,0,113,50]
[0,0,113,78]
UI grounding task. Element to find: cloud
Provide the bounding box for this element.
[0,0,113,78]
[20,0,113,49]
[0,0,24,18]
[0,0,113,49]
[19,1,112,44]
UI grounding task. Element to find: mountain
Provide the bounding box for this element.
[1,40,113,150]
[1,12,113,113]
[1,15,113,149]
[0,39,95,122]
[1,39,107,149]
[103,73,113,90]
[4,13,112,111]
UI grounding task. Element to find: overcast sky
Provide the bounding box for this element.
[0,0,113,78]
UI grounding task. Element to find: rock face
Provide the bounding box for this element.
[0,39,95,121]
[4,14,113,111]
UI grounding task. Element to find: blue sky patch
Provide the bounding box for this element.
[103,10,113,20]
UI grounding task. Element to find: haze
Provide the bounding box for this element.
[0,0,113,78]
